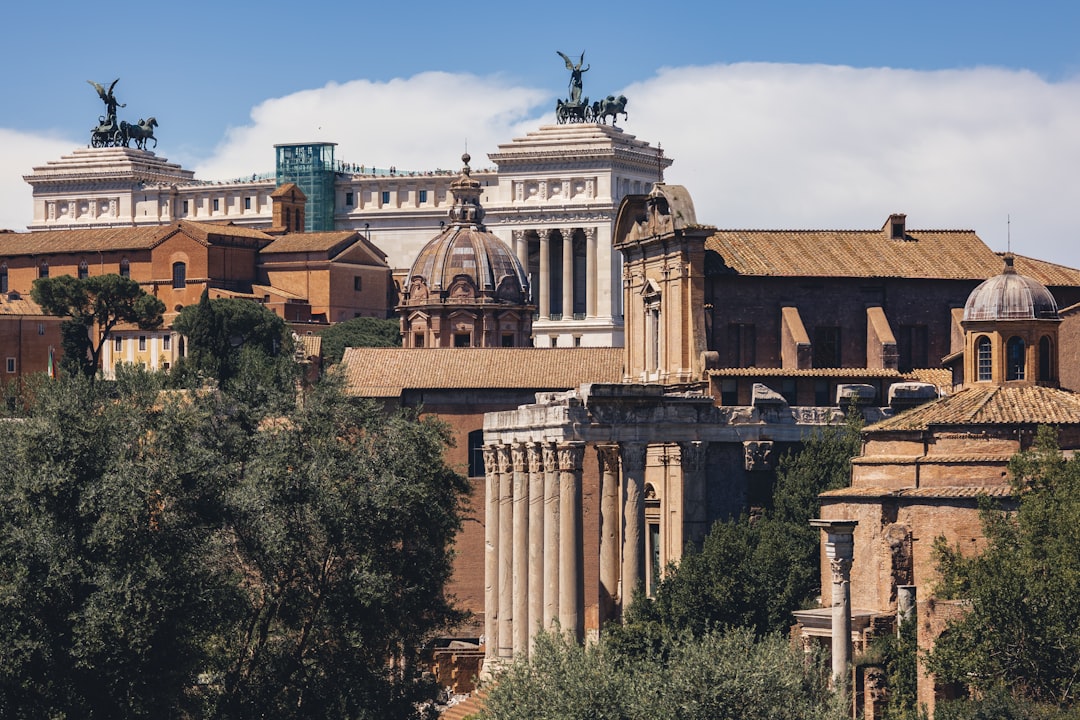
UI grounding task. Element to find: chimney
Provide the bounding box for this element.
[887,213,907,240]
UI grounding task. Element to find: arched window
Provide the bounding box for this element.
[119,258,130,278]
[1039,335,1054,382]
[172,262,186,289]
[976,336,992,381]
[78,260,89,279]
[1006,336,1026,381]
[0,263,7,293]
[38,260,49,279]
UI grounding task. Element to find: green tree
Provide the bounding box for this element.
[172,291,295,386]
[629,412,861,637]
[927,426,1080,710]
[317,316,401,364]
[0,365,471,720]
[31,274,166,378]
[480,627,846,720]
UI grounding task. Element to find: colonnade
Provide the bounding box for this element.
[483,440,650,663]
[511,227,599,321]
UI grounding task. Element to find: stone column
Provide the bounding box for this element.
[527,443,545,654]
[512,443,529,656]
[558,442,585,640]
[539,230,551,320]
[562,233,574,319]
[497,445,514,658]
[512,229,528,272]
[620,443,647,612]
[542,443,560,629]
[483,445,500,665]
[585,227,597,318]
[679,441,709,546]
[597,445,621,625]
[897,585,917,632]
[811,519,858,685]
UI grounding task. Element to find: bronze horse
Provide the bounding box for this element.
[121,117,158,150]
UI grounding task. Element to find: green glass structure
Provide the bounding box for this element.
[274,142,337,232]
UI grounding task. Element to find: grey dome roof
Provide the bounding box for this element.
[963,254,1060,322]
[405,155,529,303]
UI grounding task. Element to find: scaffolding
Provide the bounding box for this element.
[274,142,337,232]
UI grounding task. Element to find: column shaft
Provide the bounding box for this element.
[542,443,560,629]
[598,445,620,625]
[585,227,597,318]
[539,231,551,320]
[527,443,545,654]
[620,443,647,611]
[558,442,585,641]
[562,233,574,319]
[497,445,513,658]
[483,445,499,664]
[512,444,529,655]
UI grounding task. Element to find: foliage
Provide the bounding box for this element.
[31,274,166,378]
[934,688,1080,720]
[858,617,921,720]
[172,290,295,386]
[927,426,1080,709]
[0,366,470,719]
[626,410,862,637]
[317,316,401,364]
[479,626,846,720]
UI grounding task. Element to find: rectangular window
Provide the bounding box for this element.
[213,198,220,212]
[182,200,189,214]
[172,262,186,289]
[353,276,362,292]
[813,326,841,368]
[138,336,146,352]
[5,357,14,373]
[244,197,252,210]
[814,380,831,406]
[418,189,428,203]
[162,335,170,350]
[38,263,48,278]
[781,378,798,405]
[114,336,122,352]
[381,191,390,205]
[38,322,45,336]
[454,333,471,348]
[414,332,425,347]
[78,263,88,279]
[502,333,515,347]
[345,191,354,206]
[897,325,928,372]
[720,378,738,406]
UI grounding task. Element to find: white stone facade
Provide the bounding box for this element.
[23,124,669,347]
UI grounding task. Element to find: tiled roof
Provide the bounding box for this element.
[177,220,273,243]
[250,284,307,301]
[1010,254,1080,287]
[821,485,1014,499]
[294,334,322,358]
[906,368,954,390]
[261,231,360,254]
[867,385,1080,431]
[0,226,177,255]
[340,347,623,396]
[707,367,903,378]
[705,227,1007,279]
[0,294,45,315]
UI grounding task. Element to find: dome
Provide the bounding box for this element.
[405,154,529,304]
[963,254,1059,322]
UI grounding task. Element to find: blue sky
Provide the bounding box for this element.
[4,0,1080,269]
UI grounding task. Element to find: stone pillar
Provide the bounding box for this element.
[539,230,551,320]
[585,227,597,318]
[542,443,560,629]
[811,519,858,685]
[562,233,574,319]
[897,585,916,632]
[512,443,529,656]
[679,441,709,546]
[597,445,621,625]
[620,443,647,612]
[512,229,528,273]
[497,445,514,658]
[527,443,545,654]
[558,442,585,640]
[483,445,500,665]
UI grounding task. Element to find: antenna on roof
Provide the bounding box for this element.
[656,143,664,185]
[1007,214,1011,254]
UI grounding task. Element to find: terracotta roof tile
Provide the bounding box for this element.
[340,347,623,396]
[867,385,1080,431]
[707,367,904,378]
[0,294,46,315]
[177,220,273,243]
[261,231,360,254]
[821,485,1013,499]
[1009,253,1080,287]
[0,226,177,255]
[705,227,1008,279]
[905,368,954,390]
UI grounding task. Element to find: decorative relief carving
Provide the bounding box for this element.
[679,441,706,474]
[527,443,543,474]
[743,441,775,472]
[829,557,853,584]
[585,178,595,198]
[596,444,620,473]
[620,442,646,473]
[483,445,498,483]
[496,445,512,475]
[557,442,585,471]
[542,443,557,472]
[511,443,527,472]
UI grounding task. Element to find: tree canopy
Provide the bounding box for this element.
[31,274,166,378]
[172,291,294,385]
[928,426,1080,711]
[0,367,470,719]
[317,316,401,364]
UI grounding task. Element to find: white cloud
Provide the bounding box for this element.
[0,129,80,232]
[5,64,1080,270]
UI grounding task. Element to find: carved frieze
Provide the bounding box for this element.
[557,442,585,471]
[596,444,620,474]
[511,443,527,472]
[527,443,543,475]
[743,441,775,472]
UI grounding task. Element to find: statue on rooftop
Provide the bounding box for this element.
[87,78,158,149]
[557,51,589,105]
[88,79,124,131]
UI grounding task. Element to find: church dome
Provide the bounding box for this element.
[405,154,529,304]
[963,254,1059,322]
